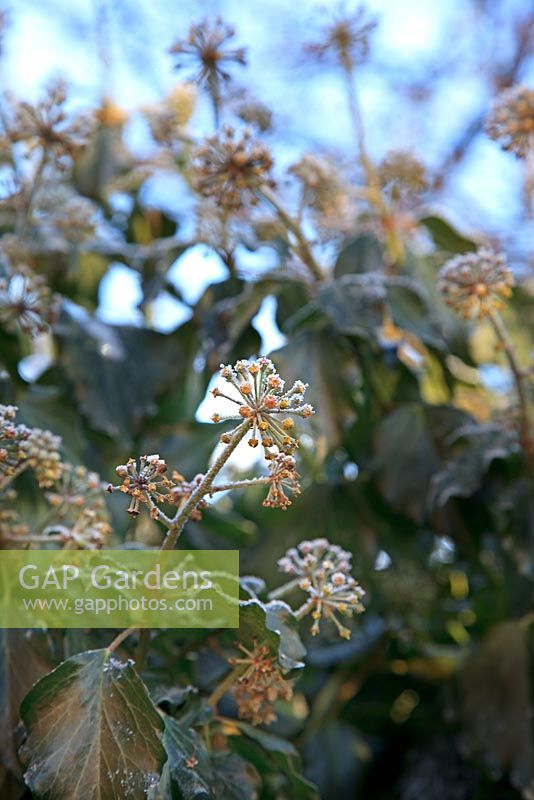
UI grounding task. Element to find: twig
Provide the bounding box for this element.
[161,421,252,550]
[107,626,137,653]
[258,184,325,282]
[268,576,301,600]
[206,664,247,709]
[208,476,270,494]
[343,66,404,266]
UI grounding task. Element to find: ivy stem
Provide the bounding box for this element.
[1,533,63,543]
[135,629,151,671]
[488,309,533,463]
[268,576,301,600]
[161,421,252,550]
[258,184,325,283]
[343,65,404,267]
[206,663,247,709]
[208,476,270,494]
[107,626,137,653]
[16,149,47,239]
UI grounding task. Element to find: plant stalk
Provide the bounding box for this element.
[161,421,252,550]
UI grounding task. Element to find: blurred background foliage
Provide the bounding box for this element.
[0,0,533,798]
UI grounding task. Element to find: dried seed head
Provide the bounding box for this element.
[0,405,62,488]
[0,271,60,337]
[486,85,534,158]
[212,358,314,460]
[305,6,377,73]
[192,126,274,210]
[170,17,246,96]
[52,196,98,245]
[378,149,428,199]
[263,454,300,510]
[438,248,514,319]
[229,641,293,725]
[45,462,111,548]
[109,454,173,515]
[290,154,351,218]
[277,538,365,638]
[2,78,93,161]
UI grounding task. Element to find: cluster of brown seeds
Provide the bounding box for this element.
[305,7,377,72]
[192,127,274,210]
[169,17,246,95]
[45,463,111,548]
[229,641,293,725]
[378,149,428,199]
[263,454,300,510]
[1,79,93,161]
[111,455,173,517]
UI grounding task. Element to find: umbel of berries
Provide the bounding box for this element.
[211,358,314,460]
[486,85,534,159]
[112,455,172,517]
[275,538,366,639]
[438,248,514,320]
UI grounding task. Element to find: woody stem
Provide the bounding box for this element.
[161,421,252,550]
[206,664,247,709]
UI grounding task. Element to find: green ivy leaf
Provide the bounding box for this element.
[19,648,166,800]
[155,716,213,800]
[153,716,259,800]
[334,234,384,277]
[56,308,199,444]
[211,753,260,800]
[319,275,445,349]
[228,721,319,800]
[239,599,306,672]
[373,404,470,521]
[419,215,477,254]
[429,425,519,508]
[272,329,358,451]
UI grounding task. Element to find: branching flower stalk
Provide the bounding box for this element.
[109,358,315,549]
[160,420,251,550]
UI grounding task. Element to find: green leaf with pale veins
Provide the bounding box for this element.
[19,648,166,800]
